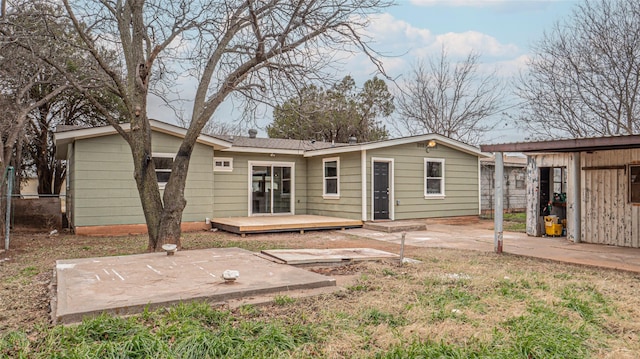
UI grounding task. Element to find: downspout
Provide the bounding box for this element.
[361,149,367,221]
[5,166,13,250]
[494,153,504,253]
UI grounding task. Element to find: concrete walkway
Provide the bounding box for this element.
[344,223,640,273]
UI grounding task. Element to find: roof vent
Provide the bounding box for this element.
[248,129,258,138]
[348,136,357,144]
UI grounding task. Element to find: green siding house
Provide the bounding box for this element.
[56,120,489,235]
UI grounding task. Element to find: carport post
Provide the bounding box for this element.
[570,152,581,243]
[494,153,504,253]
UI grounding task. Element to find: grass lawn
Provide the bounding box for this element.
[503,212,527,232]
[2,228,640,358]
[483,212,527,233]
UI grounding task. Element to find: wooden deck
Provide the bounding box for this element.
[211,215,363,236]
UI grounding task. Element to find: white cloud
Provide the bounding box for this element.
[410,0,558,7]
[411,0,495,6]
[429,31,519,57]
[354,13,521,76]
[365,13,433,43]
[492,54,530,76]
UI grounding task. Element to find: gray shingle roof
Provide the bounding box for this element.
[212,135,352,151]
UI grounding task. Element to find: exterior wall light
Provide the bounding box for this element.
[426,140,437,152]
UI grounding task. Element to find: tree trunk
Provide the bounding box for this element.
[156,143,192,250]
[53,161,65,195]
[129,113,166,252]
[11,135,23,195]
[37,165,54,195]
[35,121,54,195]
[121,0,169,252]
[129,110,193,252]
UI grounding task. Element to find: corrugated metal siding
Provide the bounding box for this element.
[212,152,307,217]
[581,149,640,247]
[73,132,214,227]
[306,152,362,219]
[368,142,480,220]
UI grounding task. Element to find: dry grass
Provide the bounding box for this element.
[259,253,640,358]
[2,228,640,357]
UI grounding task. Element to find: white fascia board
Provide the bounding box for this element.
[303,145,361,157]
[54,120,232,152]
[149,120,231,149]
[54,123,124,143]
[304,134,491,158]
[220,146,305,156]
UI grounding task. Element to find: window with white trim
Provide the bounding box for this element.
[323,157,340,198]
[152,153,174,189]
[214,157,233,172]
[424,158,445,197]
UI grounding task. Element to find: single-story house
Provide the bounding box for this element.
[55,120,490,235]
[480,154,526,214]
[482,135,640,248]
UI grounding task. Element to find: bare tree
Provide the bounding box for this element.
[20,0,391,251]
[396,47,504,144]
[25,89,113,196]
[395,47,504,146]
[0,36,69,238]
[1,1,115,198]
[516,0,640,139]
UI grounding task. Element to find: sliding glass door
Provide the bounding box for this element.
[251,166,272,214]
[250,163,293,215]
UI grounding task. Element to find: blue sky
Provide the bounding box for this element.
[349,0,579,142]
[148,0,580,143]
[363,0,577,75]
[391,1,575,46]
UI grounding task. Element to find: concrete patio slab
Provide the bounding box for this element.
[53,247,336,324]
[261,248,400,265]
[344,223,640,273]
